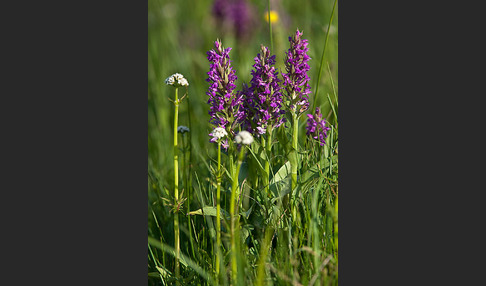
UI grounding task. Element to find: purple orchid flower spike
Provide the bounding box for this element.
[282,29,311,115]
[242,45,286,137]
[306,107,331,146]
[206,39,245,148]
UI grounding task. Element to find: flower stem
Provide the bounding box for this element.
[173,87,180,285]
[261,135,269,200]
[264,126,273,200]
[215,139,222,283]
[230,146,245,285]
[291,112,299,191]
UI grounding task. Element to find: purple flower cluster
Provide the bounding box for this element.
[206,39,245,145]
[212,0,256,41]
[282,29,311,114]
[306,107,331,146]
[243,45,285,136]
[205,29,316,147]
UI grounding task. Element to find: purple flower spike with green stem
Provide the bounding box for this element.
[243,44,285,198]
[243,45,285,136]
[206,39,245,150]
[282,29,312,193]
[282,29,311,116]
[206,39,245,283]
[306,107,331,146]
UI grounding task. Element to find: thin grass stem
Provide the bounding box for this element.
[311,0,338,113]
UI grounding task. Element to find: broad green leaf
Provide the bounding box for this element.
[276,125,292,154]
[288,148,298,170]
[270,177,292,203]
[269,161,291,185]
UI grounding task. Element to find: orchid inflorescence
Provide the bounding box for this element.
[306,107,331,146]
[206,39,245,148]
[243,45,285,136]
[206,29,329,146]
[283,29,311,115]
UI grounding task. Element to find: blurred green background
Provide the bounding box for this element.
[148,0,337,177]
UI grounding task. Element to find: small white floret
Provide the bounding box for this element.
[211,127,228,139]
[235,131,253,145]
[165,73,189,87]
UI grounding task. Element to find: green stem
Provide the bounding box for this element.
[261,135,269,201]
[230,146,245,285]
[215,139,222,283]
[173,87,180,285]
[264,126,273,200]
[312,0,338,113]
[291,112,299,191]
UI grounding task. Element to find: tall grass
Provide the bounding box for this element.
[148,0,338,285]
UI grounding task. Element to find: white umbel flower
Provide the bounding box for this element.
[235,131,254,145]
[210,127,228,139]
[177,126,190,134]
[165,73,189,87]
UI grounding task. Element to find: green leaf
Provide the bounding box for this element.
[270,177,292,203]
[246,144,266,174]
[288,148,298,171]
[155,265,171,278]
[269,161,291,185]
[241,224,254,244]
[239,160,249,186]
[148,237,214,285]
[239,202,254,220]
[148,272,163,278]
[276,126,292,154]
[187,206,230,220]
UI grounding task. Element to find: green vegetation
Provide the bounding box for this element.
[148,0,338,285]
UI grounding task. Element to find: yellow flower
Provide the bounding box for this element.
[264,10,279,24]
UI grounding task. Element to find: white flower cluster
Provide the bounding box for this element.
[165,73,189,87]
[235,131,254,145]
[177,126,190,134]
[210,127,227,139]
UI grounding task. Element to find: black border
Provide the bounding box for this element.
[3,0,148,284]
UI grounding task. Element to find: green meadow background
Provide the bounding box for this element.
[148,0,338,285]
